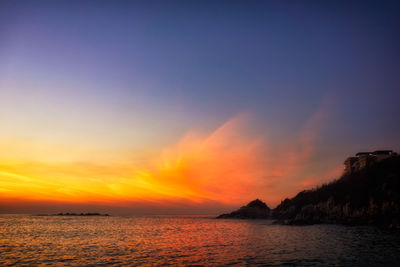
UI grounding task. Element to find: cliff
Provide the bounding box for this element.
[217,156,400,228]
[274,156,400,227]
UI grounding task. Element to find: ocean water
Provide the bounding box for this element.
[1,215,399,266]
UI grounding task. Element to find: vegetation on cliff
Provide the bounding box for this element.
[218,156,400,228]
[273,156,400,227]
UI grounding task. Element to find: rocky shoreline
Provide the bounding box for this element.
[218,156,400,228]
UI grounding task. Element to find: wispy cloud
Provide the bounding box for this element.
[0,101,342,211]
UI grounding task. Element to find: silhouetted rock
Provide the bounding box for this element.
[217,155,400,228]
[273,156,400,228]
[50,213,110,216]
[217,199,271,219]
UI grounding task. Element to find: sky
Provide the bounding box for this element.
[1,0,400,215]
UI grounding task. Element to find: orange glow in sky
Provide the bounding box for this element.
[0,112,342,214]
[1,0,399,216]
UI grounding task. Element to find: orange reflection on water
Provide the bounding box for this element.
[1,215,399,266]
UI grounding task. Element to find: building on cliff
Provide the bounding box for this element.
[344,150,396,174]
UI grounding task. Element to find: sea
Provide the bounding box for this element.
[1,214,400,266]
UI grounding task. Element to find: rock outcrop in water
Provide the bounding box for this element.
[218,156,400,228]
[37,213,110,216]
[217,199,271,219]
[56,213,110,216]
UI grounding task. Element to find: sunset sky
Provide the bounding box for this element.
[1,1,400,214]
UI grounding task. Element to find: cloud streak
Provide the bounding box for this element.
[0,104,343,213]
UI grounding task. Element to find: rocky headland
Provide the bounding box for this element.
[217,154,400,228]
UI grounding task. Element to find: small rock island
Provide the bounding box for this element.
[56,212,110,216]
[217,199,271,219]
[37,212,110,216]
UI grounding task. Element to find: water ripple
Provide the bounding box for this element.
[0,215,400,266]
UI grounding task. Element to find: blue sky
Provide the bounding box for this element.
[0,0,399,212]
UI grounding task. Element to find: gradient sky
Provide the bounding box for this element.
[1,1,400,214]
